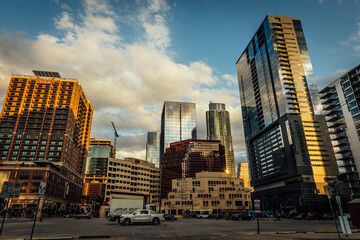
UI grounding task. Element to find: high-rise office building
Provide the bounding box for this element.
[160,139,226,199]
[236,15,338,208]
[237,162,252,190]
[83,138,113,203]
[146,132,160,167]
[0,71,93,210]
[160,101,196,161]
[320,64,360,199]
[206,102,235,178]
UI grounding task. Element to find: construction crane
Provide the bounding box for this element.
[111,121,119,158]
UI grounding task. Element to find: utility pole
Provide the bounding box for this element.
[324,186,341,240]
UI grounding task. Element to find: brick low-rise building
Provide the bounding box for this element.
[161,139,226,199]
[161,172,252,215]
[0,162,83,215]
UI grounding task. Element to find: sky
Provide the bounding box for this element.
[0,0,359,162]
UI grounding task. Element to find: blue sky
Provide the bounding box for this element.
[0,0,359,161]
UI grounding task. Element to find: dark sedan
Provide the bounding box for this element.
[232,213,252,221]
[164,214,177,221]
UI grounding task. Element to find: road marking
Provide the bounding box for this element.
[160,234,170,237]
[277,231,296,234]
[213,233,227,237]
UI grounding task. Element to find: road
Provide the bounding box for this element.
[1,217,359,239]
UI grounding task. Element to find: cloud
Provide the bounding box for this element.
[316,68,348,90]
[318,0,343,4]
[341,22,360,55]
[0,0,245,160]
[138,0,171,51]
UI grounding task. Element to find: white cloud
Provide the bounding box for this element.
[0,0,245,160]
[316,68,348,90]
[341,22,360,55]
[138,0,171,51]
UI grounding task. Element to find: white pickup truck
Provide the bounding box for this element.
[119,209,164,226]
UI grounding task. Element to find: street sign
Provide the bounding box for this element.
[10,182,21,198]
[0,182,13,198]
[324,186,332,199]
[0,182,22,199]
[254,199,261,213]
[339,216,352,235]
[38,182,46,198]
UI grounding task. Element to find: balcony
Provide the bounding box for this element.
[323,102,339,111]
[328,121,345,129]
[326,115,342,123]
[329,129,345,136]
[324,109,340,117]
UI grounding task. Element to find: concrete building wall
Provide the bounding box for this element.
[161,172,251,215]
[105,157,160,206]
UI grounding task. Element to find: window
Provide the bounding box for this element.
[30,183,40,193]
[32,171,43,180]
[20,183,28,193]
[19,171,30,180]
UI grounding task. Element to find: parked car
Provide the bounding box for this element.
[232,213,252,220]
[75,212,92,219]
[208,214,223,219]
[293,213,306,220]
[164,214,177,221]
[278,213,290,218]
[322,213,333,220]
[119,209,164,226]
[197,214,209,219]
[306,212,323,220]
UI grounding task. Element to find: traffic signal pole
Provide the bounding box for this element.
[0,198,10,237]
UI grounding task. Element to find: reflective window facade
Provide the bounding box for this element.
[146,131,160,168]
[86,145,111,175]
[206,102,236,178]
[236,15,338,208]
[83,138,113,203]
[160,101,197,162]
[320,64,360,199]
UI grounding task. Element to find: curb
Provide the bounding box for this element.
[3,239,25,240]
[25,238,74,240]
[315,230,341,233]
[78,236,111,239]
[276,231,296,234]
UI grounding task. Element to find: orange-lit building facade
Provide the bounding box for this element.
[0,72,93,211]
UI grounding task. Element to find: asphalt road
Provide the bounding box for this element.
[1,217,359,240]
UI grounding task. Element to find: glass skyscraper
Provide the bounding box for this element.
[85,138,113,176]
[320,64,360,199]
[236,15,339,209]
[84,138,113,203]
[206,102,235,178]
[146,131,160,167]
[160,101,197,162]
